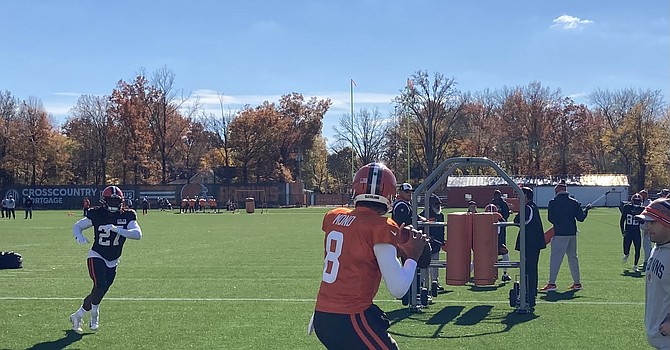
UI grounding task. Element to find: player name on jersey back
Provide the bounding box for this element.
[332,213,356,227]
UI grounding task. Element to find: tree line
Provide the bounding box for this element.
[1,68,668,194]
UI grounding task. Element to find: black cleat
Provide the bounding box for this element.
[502,274,512,282]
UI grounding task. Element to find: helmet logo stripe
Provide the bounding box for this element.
[352,162,397,210]
[367,164,383,195]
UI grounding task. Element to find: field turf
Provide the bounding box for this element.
[0,207,647,349]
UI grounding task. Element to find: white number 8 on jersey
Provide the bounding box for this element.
[322,230,343,283]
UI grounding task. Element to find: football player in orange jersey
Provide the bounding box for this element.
[310,162,428,349]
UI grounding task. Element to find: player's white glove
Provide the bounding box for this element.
[100,224,119,234]
[75,235,89,245]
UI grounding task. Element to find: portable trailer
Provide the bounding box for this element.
[408,157,531,314]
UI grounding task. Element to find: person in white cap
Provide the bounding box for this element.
[636,198,670,349]
[393,183,416,226]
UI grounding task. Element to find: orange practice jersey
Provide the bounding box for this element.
[315,206,400,314]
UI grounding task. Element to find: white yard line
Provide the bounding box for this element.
[0,296,644,305]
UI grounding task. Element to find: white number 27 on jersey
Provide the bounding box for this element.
[322,230,343,283]
[98,227,121,246]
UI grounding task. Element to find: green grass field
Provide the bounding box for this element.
[0,207,648,349]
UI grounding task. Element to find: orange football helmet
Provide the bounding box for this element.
[352,162,397,210]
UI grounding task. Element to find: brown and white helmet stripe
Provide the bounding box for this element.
[636,198,670,227]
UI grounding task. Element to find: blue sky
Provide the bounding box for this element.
[1,0,668,144]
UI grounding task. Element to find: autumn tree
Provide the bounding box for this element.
[589,88,667,190]
[333,108,390,166]
[550,100,596,175]
[383,110,411,182]
[459,89,502,159]
[396,71,468,178]
[64,94,112,184]
[148,66,199,184]
[15,98,53,185]
[228,103,281,183]
[644,108,670,189]
[276,93,331,181]
[495,82,563,175]
[327,146,354,194]
[302,134,329,192]
[0,91,19,186]
[201,92,234,170]
[179,121,213,183]
[43,132,74,184]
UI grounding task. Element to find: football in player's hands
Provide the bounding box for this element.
[396,225,428,261]
[396,224,415,244]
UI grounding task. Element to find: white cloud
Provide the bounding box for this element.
[51,92,85,97]
[189,89,398,113]
[552,15,594,30]
[191,89,282,106]
[322,92,397,112]
[567,92,587,100]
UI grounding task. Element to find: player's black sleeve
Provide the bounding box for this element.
[500,201,510,220]
[392,201,412,226]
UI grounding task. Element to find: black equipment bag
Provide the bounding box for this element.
[0,251,23,269]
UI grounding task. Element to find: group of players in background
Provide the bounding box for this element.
[179,196,222,213]
[620,188,670,272]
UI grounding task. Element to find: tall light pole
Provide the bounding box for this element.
[350,79,356,179]
[406,78,414,182]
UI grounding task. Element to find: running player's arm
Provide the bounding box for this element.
[373,243,417,298]
[118,220,142,240]
[103,220,142,240]
[72,217,93,244]
[620,209,626,234]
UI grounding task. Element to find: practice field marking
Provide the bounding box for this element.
[0,296,644,306]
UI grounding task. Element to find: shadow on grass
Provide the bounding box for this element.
[386,307,416,325]
[26,330,92,350]
[622,270,645,278]
[388,304,538,339]
[436,289,453,296]
[454,305,493,325]
[539,290,581,302]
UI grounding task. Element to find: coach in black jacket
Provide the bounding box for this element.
[542,181,591,292]
[514,187,546,310]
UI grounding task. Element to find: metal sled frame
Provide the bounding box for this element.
[409,157,530,313]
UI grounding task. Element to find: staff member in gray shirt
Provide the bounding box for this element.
[636,198,670,349]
